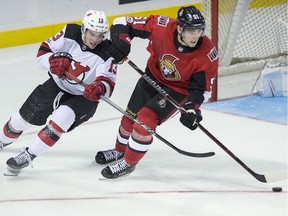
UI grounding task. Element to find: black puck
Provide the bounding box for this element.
[272,187,282,192]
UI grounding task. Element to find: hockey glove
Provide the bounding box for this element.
[83,80,106,102]
[180,103,203,130]
[49,52,73,78]
[107,33,131,64]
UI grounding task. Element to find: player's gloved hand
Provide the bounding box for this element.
[107,33,131,64]
[83,81,106,102]
[49,52,72,78]
[180,103,203,130]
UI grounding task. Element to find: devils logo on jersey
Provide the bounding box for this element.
[66,61,90,85]
[159,54,181,81]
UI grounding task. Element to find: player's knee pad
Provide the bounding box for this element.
[133,106,159,137]
[10,111,32,131]
[120,115,134,133]
[50,105,76,132]
[117,115,134,143]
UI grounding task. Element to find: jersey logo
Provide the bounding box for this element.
[157,16,169,27]
[66,61,90,84]
[159,54,181,81]
[207,47,218,62]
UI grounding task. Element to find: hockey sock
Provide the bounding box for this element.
[0,111,32,144]
[30,120,65,155]
[124,132,152,165]
[124,107,158,164]
[115,115,133,152]
[38,120,64,147]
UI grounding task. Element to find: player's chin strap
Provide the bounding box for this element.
[64,71,214,158]
[179,33,191,47]
[123,57,288,183]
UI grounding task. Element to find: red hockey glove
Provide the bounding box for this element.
[49,52,72,78]
[83,81,106,102]
[180,103,203,130]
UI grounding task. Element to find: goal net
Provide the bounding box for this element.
[201,0,288,100]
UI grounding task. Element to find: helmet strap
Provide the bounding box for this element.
[178,28,190,47]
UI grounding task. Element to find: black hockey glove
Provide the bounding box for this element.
[180,102,203,130]
[107,25,131,64]
[107,34,131,63]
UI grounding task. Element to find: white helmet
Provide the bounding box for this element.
[81,10,108,34]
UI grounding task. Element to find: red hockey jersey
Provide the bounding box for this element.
[113,15,218,97]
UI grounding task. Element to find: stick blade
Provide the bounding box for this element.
[185,151,215,158]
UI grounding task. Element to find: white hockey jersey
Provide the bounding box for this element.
[36,24,117,97]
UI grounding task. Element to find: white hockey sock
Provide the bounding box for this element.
[28,136,51,156]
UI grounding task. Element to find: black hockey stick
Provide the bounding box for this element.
[64,71,215,158]
[124,57,287,183]
[197,124,287,183]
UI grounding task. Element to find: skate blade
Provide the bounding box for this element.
[98,172,133,180]
[4,167,20,176]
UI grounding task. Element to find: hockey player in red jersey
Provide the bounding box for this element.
[0,10,117,176]
[96,6,218,179]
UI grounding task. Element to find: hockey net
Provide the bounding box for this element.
[201,0,288,100]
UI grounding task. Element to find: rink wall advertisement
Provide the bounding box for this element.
[0,0,199,48]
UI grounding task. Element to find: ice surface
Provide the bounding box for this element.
[0,40,287,216]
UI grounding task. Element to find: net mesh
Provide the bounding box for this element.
[201,0,288,68]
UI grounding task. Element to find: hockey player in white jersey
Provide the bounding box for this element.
[0,10,117,176]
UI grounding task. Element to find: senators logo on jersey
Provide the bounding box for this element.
[207,47,218,62]
[159,54,181,81]
[157,16,169,27]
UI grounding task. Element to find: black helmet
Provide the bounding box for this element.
[177,6,205,30]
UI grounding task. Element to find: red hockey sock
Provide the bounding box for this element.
[124,133,152,165]
[115,115,133,153]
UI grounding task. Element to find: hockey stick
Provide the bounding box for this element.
[198,124,287,183]
[64,71,215,158]
[124,57,287,183]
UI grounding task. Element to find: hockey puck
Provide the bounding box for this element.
[272,187,282,192]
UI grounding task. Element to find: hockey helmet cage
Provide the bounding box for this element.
[81,10,108,34]
[177,6,205,31]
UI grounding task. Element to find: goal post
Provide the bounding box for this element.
[201,0,288,101]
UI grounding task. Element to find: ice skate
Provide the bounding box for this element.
[95,149,124,164]
[4,147,36,176]
[101,158,136,179]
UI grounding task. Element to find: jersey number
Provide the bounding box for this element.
[132,17,147,25]
[52,31,64,41]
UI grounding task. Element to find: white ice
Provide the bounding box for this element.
[0,40,287,216]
